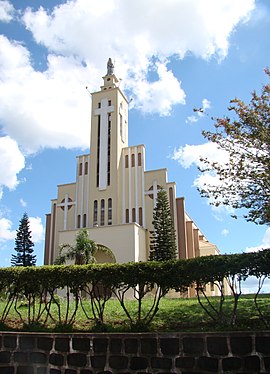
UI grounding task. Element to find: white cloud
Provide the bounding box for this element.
[172,142,228,169]
[186,98,211,123]
[20,198,27,207]
[221,228,229,236]
[128,63,185,116]
[0,0,256,185]
[0,217,16,242]
[0,136,25,197]
[0,214,44,246]
[245,228,270,253]
[0,0,14,22]
[29,216,44,243]
[172,142,234,219]
[185,115,199,124]
[0,36,90,154]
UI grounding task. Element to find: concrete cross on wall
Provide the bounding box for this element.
[145,180,162,207]
[57,194,76,230]
[95,98,114,190]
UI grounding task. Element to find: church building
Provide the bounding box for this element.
[44,59,219,268]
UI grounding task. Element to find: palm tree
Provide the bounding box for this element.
[54,228,115,265]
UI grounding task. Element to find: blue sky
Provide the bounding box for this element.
[0,0,270,277]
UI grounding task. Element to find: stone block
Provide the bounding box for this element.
[4,335,17,349]
[55,337,70,352]
[14,352,28,363]
[151,357,172,369]
[256,337,270,354]
[17,367,34,374]
[141,338,157,354]
[109,338,122,353]
[49,352,64,366]
[175,356,195,369]
[222,357,242,371]
[109,355,128,369]
[230,336,252,355]
[264,356,270,370]
[0,368,14,374]
[0,351,11,363]
[67,353,87,367]
[49,370,61,374]
[19,337,35,350]
[243,355,261,371]
[160,338,180,355]
[37,337,53,351]
[30,352,47,364]
[182,337,204,355]
[93,338,108,353]
[72,337,90,351]
[207,336,228,356]
[130,357,148,370]
[124,338,138,354]
[37,368,47,374]
[197,356,218,372]
[90,355,106,368]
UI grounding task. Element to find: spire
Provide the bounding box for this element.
[101,58,119,90]
[107,58,114,75]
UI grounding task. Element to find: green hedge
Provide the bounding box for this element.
[0,250,269,329]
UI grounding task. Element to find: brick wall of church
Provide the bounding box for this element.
[0,331,270,373]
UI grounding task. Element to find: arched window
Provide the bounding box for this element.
[139,207,143,226]
[101,199,105,226]
[79,163,83,176]
[83,214,87,228]
[125,155,129,168]
[84,161,88,175]
[77,215,81,228]
[126,209,129,223]
[131,153,135,167]
[93,200,98,226]
[108,198,112,225]
[138,152,142,166]
[132,208,136,223]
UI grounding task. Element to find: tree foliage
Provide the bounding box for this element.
[149,189,177,261]
[199,68,270,225]
[11,213,36,267]
[54,228,115,265]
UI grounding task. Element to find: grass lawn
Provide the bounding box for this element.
[0,293,269,332]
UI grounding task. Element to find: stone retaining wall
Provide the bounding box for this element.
[0,331,270,373]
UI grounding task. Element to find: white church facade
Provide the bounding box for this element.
[44,59,219,272]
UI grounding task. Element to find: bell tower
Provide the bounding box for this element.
[88,59,129,224]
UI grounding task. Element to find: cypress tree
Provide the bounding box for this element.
[149,189,177,261]
[11,213,36,266]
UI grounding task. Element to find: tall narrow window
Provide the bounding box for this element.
[77,215,81,228]
[96,116,100,187]
[84,161,88,175]
[108,198,112,225]
[126,209,129,223]
[83,214,87,228]
[125,155,129,168]
[139,207,143,226]
[132,208,136,223]
[100,199,105,226]
[79,162,83,176]
[120,113,123,141]
[93,200,98,226]
[107,114,111,186]
[138,152,142,167]
[131,153,135,167]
